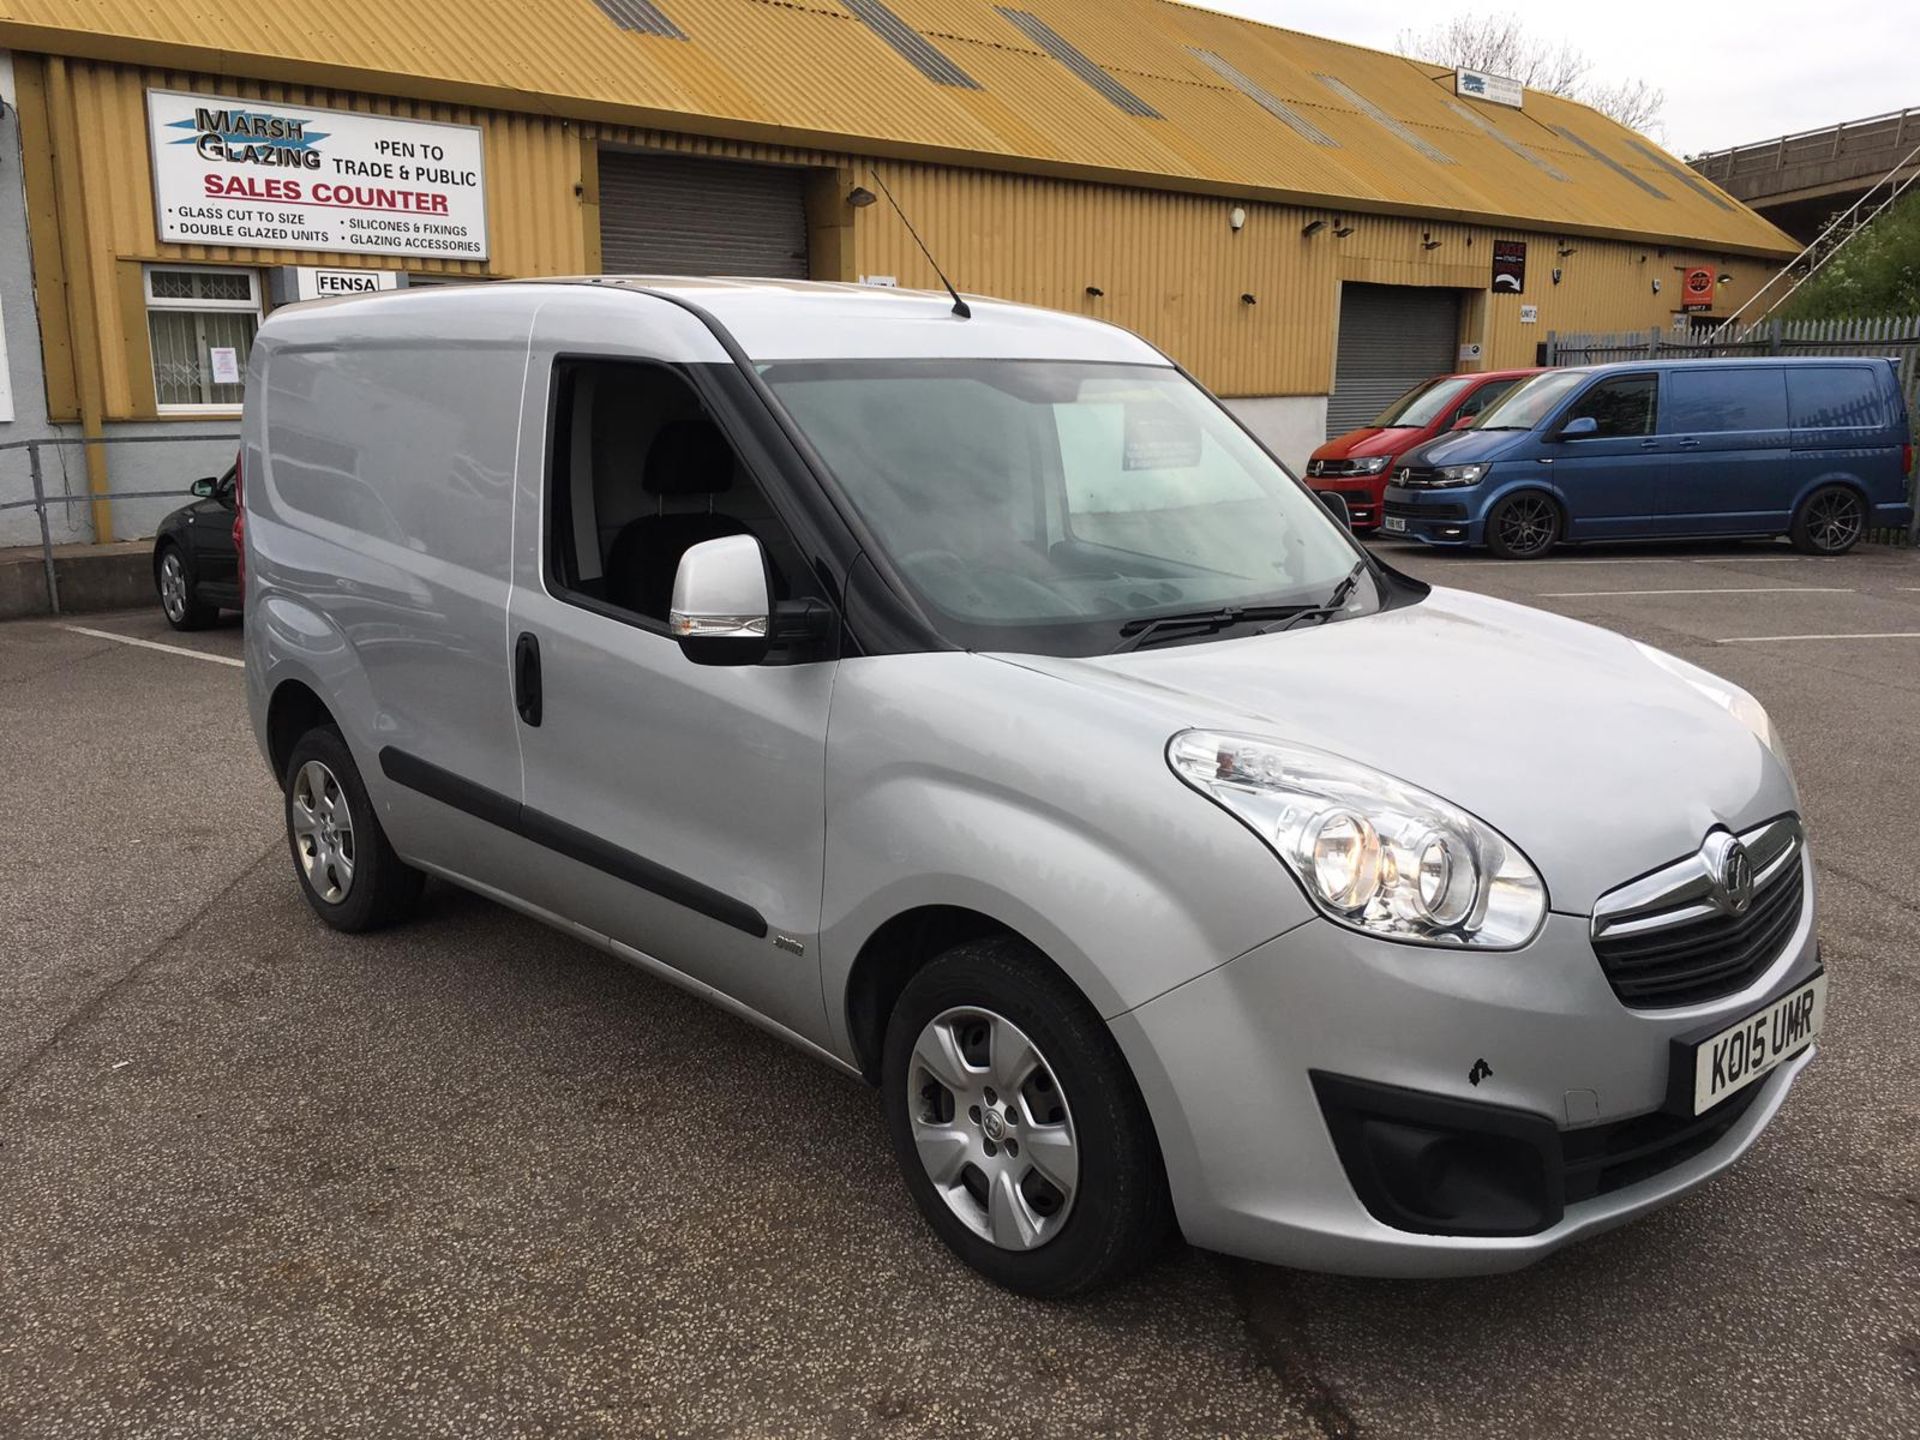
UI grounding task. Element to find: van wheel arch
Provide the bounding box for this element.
[848,906,1071,1084]
[267,679,338,786]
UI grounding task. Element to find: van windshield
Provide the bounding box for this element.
[1373,375,1475,428]
[1473,369,1590,429]
[761,359,1377,655]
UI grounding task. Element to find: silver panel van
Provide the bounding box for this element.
[244,279,1820,1295]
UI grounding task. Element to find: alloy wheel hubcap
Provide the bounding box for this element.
[1501,498,1555,554]
[1808,493,1861,551]
[907,1007,1078,1251]
[160,553,187,621]
[291,760,355,904]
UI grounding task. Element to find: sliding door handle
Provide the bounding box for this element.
[514,631,543,727]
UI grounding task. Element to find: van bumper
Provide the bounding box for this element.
[1872,500,1915,531]
[1111,899,1818,1277]
[1380,487,1482,546]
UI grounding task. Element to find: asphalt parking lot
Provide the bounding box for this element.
[3,539,1917,1439]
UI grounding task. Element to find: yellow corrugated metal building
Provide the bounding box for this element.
[0,0,1798,539]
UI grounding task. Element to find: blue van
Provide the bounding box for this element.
[1381,357,1914,558]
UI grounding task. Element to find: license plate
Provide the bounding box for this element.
[1681,973,1825,1114]
[1383,516,1407,533]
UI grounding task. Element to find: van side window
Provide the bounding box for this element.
[1665,369,1787,434]
[1787,367,1886,430]
[546,360,809,628]
[1562,375,1657,438]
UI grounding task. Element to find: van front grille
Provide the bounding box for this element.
[1589,816,1805,1009]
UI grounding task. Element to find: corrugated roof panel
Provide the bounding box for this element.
[1444,99,1568,181]
[1555,126,1669,199]
[1622,136,1733,210]
[841,0,980,89]
[0,0,1798,255]
[1187,48,1337,148]
[589,0,688,40]
[1313,73,1453,166]
[994,7,1164,119]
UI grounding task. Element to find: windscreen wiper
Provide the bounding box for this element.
[1110,603,1312,654]
[1266,560,1370,633]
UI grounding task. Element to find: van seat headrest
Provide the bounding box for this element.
[644,418,735,497]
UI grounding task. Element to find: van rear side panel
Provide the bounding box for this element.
[1786,362,1914,526]
[251,291,536,868]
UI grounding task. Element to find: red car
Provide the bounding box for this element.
[1306,368,1539,531]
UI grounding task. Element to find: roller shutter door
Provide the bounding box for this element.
[599,150,810,278]
[1327,284,1462,437]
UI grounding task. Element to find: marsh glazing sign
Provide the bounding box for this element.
[1456,68,1524,108]
[147,90,489,260]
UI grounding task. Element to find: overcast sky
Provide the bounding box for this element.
[1204,2,1911,155]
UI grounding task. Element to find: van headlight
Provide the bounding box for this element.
[1167,731,1547,948]
[1428,463,1488,487]
[1353,455,1393,474]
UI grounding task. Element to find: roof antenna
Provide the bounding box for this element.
[866,167,970,319]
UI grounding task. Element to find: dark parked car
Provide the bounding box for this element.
[153,463,241,629]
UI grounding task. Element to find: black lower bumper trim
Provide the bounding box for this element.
[1311,1069,1768,1238]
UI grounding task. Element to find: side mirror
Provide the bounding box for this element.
[670,534,772,666]
[1450,413,1477,431]
[1556,415,1599,440]
[190,476,218,498]
[1314,490,1354,529]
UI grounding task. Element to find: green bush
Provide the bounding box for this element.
[1784,191,1920,319]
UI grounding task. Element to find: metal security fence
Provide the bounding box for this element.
[1542,317,1920,544]
[0,433,241,614]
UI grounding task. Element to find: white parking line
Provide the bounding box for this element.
[62,625,245,668]
[1541,587,1853,598]
[1720,632,1920,644]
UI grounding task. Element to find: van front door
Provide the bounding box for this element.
[504,301,837,1050]
[1546,373,1664,537]
[1659,366,1791,535]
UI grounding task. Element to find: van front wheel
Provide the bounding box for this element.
[1485,492,1562,559]
[1790,485,1865,555]
[882,937,1172,1298]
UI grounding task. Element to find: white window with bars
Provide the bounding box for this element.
[145,266,261,411]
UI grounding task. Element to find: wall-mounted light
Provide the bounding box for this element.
[1552,267,1563,286]
[1333,220,1355,238]
[1421,231,1442,250]
[1301,218,1327,237]
[846,186,877,208]
[1651,277,1662,294]
[1085,285,1104,297]
[1240,292,1257,305]
[1556,243,1578,258]
[1229,206,1248,231]
[1717,272,1735,285]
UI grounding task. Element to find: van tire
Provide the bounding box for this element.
[1485,492,1562,560]
[881,936,1173,1298]
[1790,484,1866,555]
[283,725,424,933]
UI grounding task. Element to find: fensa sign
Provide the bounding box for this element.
[147,90,489,260]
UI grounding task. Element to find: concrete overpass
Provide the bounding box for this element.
[1691,108,1919,242]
